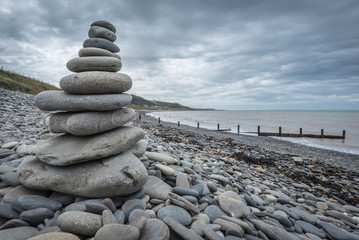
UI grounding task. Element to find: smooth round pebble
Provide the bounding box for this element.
[157,205,192,226]
[94,224,139,240]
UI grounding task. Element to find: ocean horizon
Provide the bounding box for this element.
[148,110,359,155]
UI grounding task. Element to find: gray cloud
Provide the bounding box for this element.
[0,0,358,110]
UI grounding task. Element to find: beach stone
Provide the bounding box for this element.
[250,219,300,240]
[60,71,131,94]
[164,216,204,240]
[1,141,18,149]
[83,38,119,53]
[0,219,29,230]
[28,232,81,240]
[145,152,178,164]
[316,202,328,211]
[173,187,199,197]
[114,210,125,224]
[210,174,230,184]
[91,20,116,32]
[78,47,121,59]
[213,218,244,233]
[158,205,192,226]
[18,151,148,198]
[48,108,135,136]
[0,166,16,174]
[291,208,319,225]
[2,185,50,203]
[128,139,148,158]
[176,172,191,188]
[319,221,359,240]
[326,210,357,224]
[102,198,117,213]
[191,220,207,236]
[218,195,250,218]
[192,182,210,196]
[128,209,149,223]
[274,204,301,220]
[57,211,102,236]
[122,199,146,218]
[0,203,20,219]
[49,192,75,206]
[296,220,326,238]
[102,209,118,224]
[12,195,62,212]
[139,218,170,240]
[144,175,172,200]
[89,26,117,42]
[85,202,111,215]
[155,164,175,176]
[168,192,200,214]
[34,90,131,111]
[20,208,54,226]
[204,205,227,223]
[18,126,144,166]
[1,172,20,186]
[94,224,139,240]
[0,226,38,240]
[221,216,257,236]
[67,56,121,72]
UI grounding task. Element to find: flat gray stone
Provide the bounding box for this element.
[128,139,148,158]
[34,90,131,112]
[57,211,102,236]
[155,164,175,176]
[204,205,227,223]
[218,195,250,218]
[122,199,146,218]
[139,218,170,240]
[163,216,204,240]
[158,205,192,226]
[85,202,111,215]
[78,47,121,59]
[2,185,50,204]
[83,38,119,53]
[91,20,116,32]
[250,219,300,240]
[1,172,20,186]
[319,221,359,240]
[94,224,139,240]
[18,151,148,198]
[145,152,178,164]
[0,203,20,219]
[67,56,121,72]
[89,26,116,42]
[296,220,326,238]
[0,226,38,240]
[60,71,131,94]
[102,210,118,225]
[12,195,62,212]
[28,232,81,240]
[47,108,135,136]
[18,126,144,166]
[144,175,172,200]
[20,208,54,226]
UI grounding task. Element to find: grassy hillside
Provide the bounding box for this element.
[0,68,59,94]
[0,68,194,110]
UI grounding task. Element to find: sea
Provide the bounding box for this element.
[147,110,359,155]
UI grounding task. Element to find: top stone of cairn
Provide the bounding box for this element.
[91,20,116,33]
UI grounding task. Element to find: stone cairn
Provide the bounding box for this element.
[17,20,148,198]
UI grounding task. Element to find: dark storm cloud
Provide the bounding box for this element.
[0,0,358,109]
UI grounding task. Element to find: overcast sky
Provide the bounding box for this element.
[1,0,358,110]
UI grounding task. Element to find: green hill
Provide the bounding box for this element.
[0,68,193,110]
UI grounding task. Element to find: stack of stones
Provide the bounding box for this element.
[17,20,148,198]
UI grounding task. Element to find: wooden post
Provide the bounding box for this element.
[321,129,324,137]
[299,128,302,136]
[342,130,346,139]
[158,117,160,124]
[257,126,260,135]
[279,127,282,136]
[178,121,180,127]
[197,122,199,129]
[237,125,240,134]
[217,123,220,131]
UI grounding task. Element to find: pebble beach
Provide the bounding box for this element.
[1,87,359,240]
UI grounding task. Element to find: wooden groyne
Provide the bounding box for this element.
[139,114,346,139]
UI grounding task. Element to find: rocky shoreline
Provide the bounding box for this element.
[1,88,359,240]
